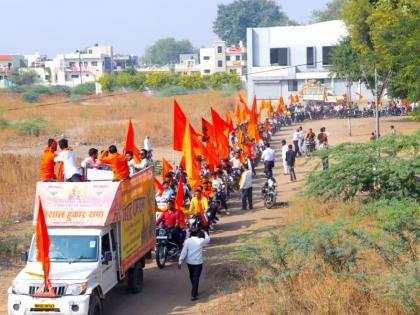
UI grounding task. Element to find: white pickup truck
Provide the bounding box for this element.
[8,167,156,315]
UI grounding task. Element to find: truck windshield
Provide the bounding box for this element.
[29,235,98,262]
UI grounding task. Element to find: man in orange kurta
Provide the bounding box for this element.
[39,139,58,181]
[99,145,130,180]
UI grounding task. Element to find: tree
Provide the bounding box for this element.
[213,0,294,45]
[141,38,194,65]
[9,69,38,86]
[310,0,345,23]
[342,0,419,101]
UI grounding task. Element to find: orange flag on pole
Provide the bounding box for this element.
[123,119,140,163]
[211,108,230,159]
[234,103,241,125]
[323,91,328,102]
[294,95,300,104]
[173,99,200,151]
[226,111,234,133]
[175,177,184,208]
[35,197,51,285]
[288,94,294,105]
[162,158,173,180]
[154,177,164,195]
[202,118,215,144]
[238,94,247,107]
[182,118,200,188]
[356,92,363,102]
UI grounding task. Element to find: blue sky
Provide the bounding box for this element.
[3,0,330,56]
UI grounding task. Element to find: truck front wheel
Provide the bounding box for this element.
[88,294,102,315]
[127,264,143,294]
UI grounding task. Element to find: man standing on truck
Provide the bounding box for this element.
[40,138,57,181]
[178,227,210,301]
[54,138,82,182]
[99,145,130,181]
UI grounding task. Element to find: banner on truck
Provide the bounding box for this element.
[120,167,156,272]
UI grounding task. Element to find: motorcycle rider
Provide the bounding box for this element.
[156,180,175,204]
[305,128,316,153]
[188,189,209,230]
[156,198,182,248]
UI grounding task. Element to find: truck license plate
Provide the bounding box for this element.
[34,304,55,309]
[156,236,167,240]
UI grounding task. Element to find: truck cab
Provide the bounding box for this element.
[8,167,156,315]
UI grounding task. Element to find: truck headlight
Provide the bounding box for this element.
[11,281,28,295]
[65,282,87,296]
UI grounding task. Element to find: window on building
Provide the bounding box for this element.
[69,62,76,67]
[236,55,241,61]
[218,60,223,68]
[203,56,210,61]
[322,46,335,65]
[88,50,93,54]
[91,61,98,66]
[204,69,211,74]
[226,55,230,61]
[270,48,289,66]
[306,47,315,67]
[288,80,298,91]
[71,74,79,79]
[83,61,88,67]
[217,46,222,54]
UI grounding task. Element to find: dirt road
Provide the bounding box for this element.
[1,116,416,314]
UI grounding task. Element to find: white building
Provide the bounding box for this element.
[246,20,373,104]
[199,41,247,77]
[46,45,113,87]
[175,53,200,74]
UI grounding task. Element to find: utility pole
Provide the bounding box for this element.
[346,76,352,136]
[374,68,380,139]
[78,51,83,85]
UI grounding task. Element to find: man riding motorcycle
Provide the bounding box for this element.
[156,199,183,248]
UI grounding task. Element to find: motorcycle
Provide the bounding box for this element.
[155,225,181,269]
[261,178,277,209]
[305,139,316,156]
[229,168,241,192]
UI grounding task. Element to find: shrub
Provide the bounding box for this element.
[409,106,420,122]
[22,91,39,103]
[30,85,54,95]
[306,132,420,201]
[13,117,46,136]
[144,72,179,89]
[49,85,71,96]
[179,73,204,89]
[71,82,96,96]
[4,85,27,93]
[0,118,10,129]
[208,72,242,90]
[98,73,115,92]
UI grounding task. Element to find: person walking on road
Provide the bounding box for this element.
[239,164,253,210]
[292,128,301,156]
[178,227,210,301]
[261,143,275,179]
[285,144,297,181]
[281,140,289,175]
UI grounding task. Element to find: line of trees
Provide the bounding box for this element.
[98,70,242,92]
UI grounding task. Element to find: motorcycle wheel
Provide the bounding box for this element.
[264,194,275,209]
[156,245,167,269]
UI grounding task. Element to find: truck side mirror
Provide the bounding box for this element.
[102,251,112,264]
[21,251,28,262]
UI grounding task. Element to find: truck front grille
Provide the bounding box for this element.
[29,285,66,297]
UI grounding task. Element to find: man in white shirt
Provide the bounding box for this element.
[178,227,210,301]
[144,136,152,155]
[54,139,82,182]
[239,164,253,210]
[136,149,152,170]
[298,126,305,154]
[281,139,289,175]
[229,152,242,170]
[261,143,275,179]
[292,128,301,156]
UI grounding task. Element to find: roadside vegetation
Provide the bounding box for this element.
[221,132,419,315]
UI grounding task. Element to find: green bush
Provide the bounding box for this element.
[144,72,179,89]
[4,85,27,93]
[22,91,40,103]
[179,73,204,89]
[30,85,54,95]
[0,118,10,129]
[409,106,420,122]
[98,73,115,92]
[306,132,420,201]
[71,82,95,96]
[13,117,46,136]
[49,85,71,96]
[208,72,242,90]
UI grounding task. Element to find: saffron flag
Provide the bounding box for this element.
[56,162,64,182]
[288,94,294,104]
[202,118,215,144]
[162,158,173,180]
[154,177,164,195]
[294,95,300,104]
[182,119,200,188]
[250,95,258,122]
[356,92,363,101]
[226,111,234,133]
[123,119,140,163]
[175,177,184,208]
[173,99,187,151]
[211,108,230,159]
[35,198,51,282]
[234,103,241,125]
[323,91,328,102]
[238,94,247,107]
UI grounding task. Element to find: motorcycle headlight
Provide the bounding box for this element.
[159,229,166,236]
[65,282,87,296]
[11,281,28,295]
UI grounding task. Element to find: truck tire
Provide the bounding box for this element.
[155,245,167,269]
[128,264,143,294]
[88,294,102,315]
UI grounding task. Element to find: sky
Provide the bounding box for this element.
[3,0,330,57]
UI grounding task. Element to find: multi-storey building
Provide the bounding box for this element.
[246,20,374,104]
